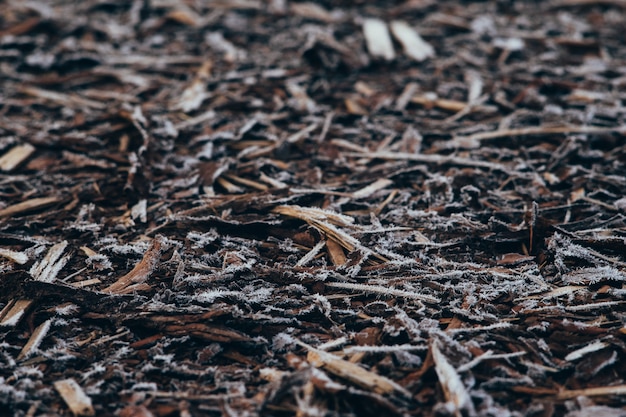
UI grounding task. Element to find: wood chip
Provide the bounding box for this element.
[0,299,33,327]
[565,340,609,361]
[326,238,347,266]
[432,340,476,416]
[54,379,95,417]
[304,343,411,397]
[0,196,61,219]
[557,384,626,400]
[30,241,69,283]
[18,319,52,360]
[103,236,165,294]
[0,143,35,171]
[390,21,434,61]
[362,18,395,61]
[0,248,29,264]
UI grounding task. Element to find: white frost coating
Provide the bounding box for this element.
[470,15,496,35]
[343,344,428,354]
[362,18,395,61]
[565,340,609,362]
[493,37,524,51]
[326,282,440,304]
[390,21,434,61]
[130,199,147,223]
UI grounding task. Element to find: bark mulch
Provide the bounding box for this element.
[2,1,626,416]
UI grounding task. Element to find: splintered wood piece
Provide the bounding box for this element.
[54,379,95,417]
[557,384,626,400]
[390,21,434,61]
[450,125,625,149]
[172,75,211,113]
[216,176,245,193]
[103,236,165,294]
[351,179,393,199]
[565,340,609,361]
[342,150,509,172]
[295,240,326,267]
[0,248,29,264]
[286,81,317,112]
[274,205,388,263]
[396,82,419,111]
[291,2,336,23]
[119,405,155,417]
[326,238,347,266]
[20,86,106,109]
[465,70,483,104]
[161,323,251,342]
[30,240,69,283]
[273,205,355,227]
[166,7,203,27]
[18,319,52,360]
[362,18,395,61]
[0,299,33,327]
[286,122,319,144]
[326,282,440,304]
[131,199,148,223]
[0,143,35,171]
[410,94,467,112]
[62,151,115,169]
[432,341,476,417]
[71,278,102,288]
[223,174,269,191]
[304,344,410,397]
[0,16,41,37]
[0,196,61,218]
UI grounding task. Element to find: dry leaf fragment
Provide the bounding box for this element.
[362,18,395,61]
[390,21,434,61]
[54,379,95,417]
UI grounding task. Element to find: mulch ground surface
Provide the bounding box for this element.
[2,1,626,416]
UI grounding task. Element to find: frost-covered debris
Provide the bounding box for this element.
[2,0,626,416]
